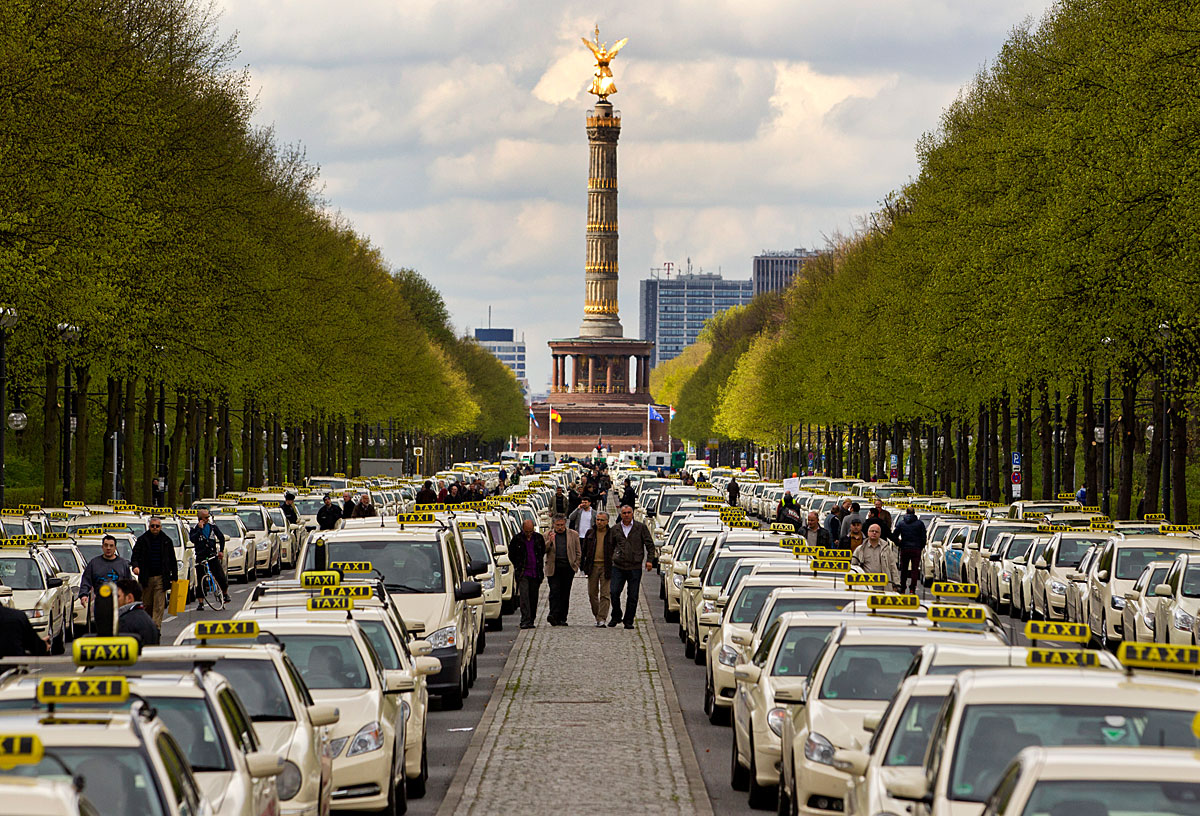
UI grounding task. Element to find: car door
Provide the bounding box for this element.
[1088,542,1115,636]
[216,687,278,815]
[1154,557,1184,642]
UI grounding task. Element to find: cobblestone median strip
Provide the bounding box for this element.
[440,573,713,815]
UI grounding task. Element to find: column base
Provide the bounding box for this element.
[579,314,623,338]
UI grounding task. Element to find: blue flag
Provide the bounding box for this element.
[529,408,540,429]
[649,406,665,423]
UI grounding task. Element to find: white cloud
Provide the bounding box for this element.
[215,0,1057,392]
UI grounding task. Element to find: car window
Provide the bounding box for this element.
[1017,780,1200,816]
[156,732,203,816]
[0,556,43,589]
[1055,537,1106,568]
[282,654,316,706]
[269,633,369,689]
[358,620,403,670]
[884,694,945,766]
[771,625,835,677]
[751,619,781,666]
[236,509,266,531]
[302,538,445,593]
[217,688,260,753]
[214,658,294,721]
[819,644,923,700]
[1118,547,1193,581]
[980,760,1022,815]
[49,548,81,572]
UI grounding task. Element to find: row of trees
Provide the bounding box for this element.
[0,0,525,506]
[654,0,1200,521]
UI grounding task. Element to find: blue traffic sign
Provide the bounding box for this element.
[1012,452,1022,467]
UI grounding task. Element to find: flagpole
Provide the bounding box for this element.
[647,404,651,452]
[667,408,672,456]
[528,412,532,453]
[549,409,553,451]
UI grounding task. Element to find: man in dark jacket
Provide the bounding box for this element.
[552,486,569,515]
[580,511,614,626]
[0,605,48,657]
[826,501,848,542]
[508,519,546,629]
[890,507,927,594]
[317,494,341,530]
[727,477,740,507]
[341,491,356,518]
[78,534,134,605]
[568,484,581,513]
[115,579,159,646]
[775,493,804,532]
[190,509,230,607]
[608,505,655,629]
[620,478,636,509]
[801,511,833,550]
[130,516,177,628]
[351,492,377,517]
[414,481,439,505]
[282,492,299,525]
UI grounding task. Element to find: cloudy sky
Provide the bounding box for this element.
[213,0,1056,393]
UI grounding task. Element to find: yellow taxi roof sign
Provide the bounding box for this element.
[17,504,40,512]
[413,504,445,512]
[811,559,851,573]
[823,549,852,560]
[930,582,979,599]
[1057,492,1077,500]
[300,571,341,588]
[1025,620,1090,643]
[73,636,139,667]
[321,585,373,599]
[331,561,373,574]
[1026,649,1102,668]
[457,521,479,530]
[1160,524,1200,534]
[398,512,436,525]
[195,620,260,640]
[1037,524,1060,533]
[0,734,43,770]
[37,676,129,705]
[769,523,795,532]
[867,594,919,610]
[308,596,354,611]
[928,604,985,623]
[792,545,821,556]
[0,509,25,517]
[1118,642,1200,670]
[846,573,888,587]
[729,520,758,529]
[74,527,104,536]
[63,500,85,507]
[1145,513,1167,522]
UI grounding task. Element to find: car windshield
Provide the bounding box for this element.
[358,620,402,670]
[302,538,446,593]
[0,556,42,589]
[213,518,243,538]
[659,493,700,516]
[676,534,707,562]
[1018,780,1200,816]
[267,633,369,690]
[77,540,133,562]
[462,532,491,565]
[706,555,757,587]
[772,625,835,677]
[296,497,324,515]
[1025,503,1067,516]
[729,585,778,624]
[1004,535,1036,559]
[268,509,287,527]
[818,644,922,700]
[758,597,852,631]
[723,564,758,596]
[50,549,81,572]
[1055,536,1107,568]
[982,525,1028,552]
[949,703,1200,803]
[884,694,944,766]
[236,509,266,531]
[1118,547,1194,581]
[1182,565,1200,598]
[210,659,294,721]
[159,524,182,547]
[5,746,167,816]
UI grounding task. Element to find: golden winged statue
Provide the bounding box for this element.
[582,25,627,99]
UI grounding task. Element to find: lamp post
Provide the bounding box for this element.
[0,307,18,507]
[56,323,80,502]
[1100,337,1112,516]
[1158,323,1172,518]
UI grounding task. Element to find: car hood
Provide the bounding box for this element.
[309,688,379,741]
[195,770,237,815]
[389,593,452,637]
[808,699,886,751]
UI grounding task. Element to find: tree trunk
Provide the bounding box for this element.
[989,399,1000,502]
[941,415,953,494]
[1064,387,1078,497]
[910,419,924,493]
[140,381,155,506]
[240,399,250,491]
[1001,393,1012,504]
[103,377,120,502]
[167,390,185,508]
[184,393,200,506]
[41,361,60,503]
[220,399,232,492]
[1082,373,1097,502]
[122,378,137,502]
[71,365,90,500]
[1039,383,1052,499]
[202,397,215,499]
[1117,366,1139,520]
[976,403,986,498]
[1144,378,1163,515]
[1020,389,1034,503]
[1172,395,1187,524]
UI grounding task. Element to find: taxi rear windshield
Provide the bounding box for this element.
[819,644,922,700]
[759,596,855,631]
[77,540,133,562]
[1055,536,1108,567]
[884,695,944,767]
[0,556,42,589]
[772,625,835,677]
[949,703,1200,803]
[1118,547,1194,580]
[272,633,370,690]
[1020,780,1200,815]
[302,539,446,593]
[5,746,167,815]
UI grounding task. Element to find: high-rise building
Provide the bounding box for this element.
[473,327,529,397]
[640,269,753,366]
[752,247,824,295]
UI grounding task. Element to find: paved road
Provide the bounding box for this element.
[160,566,518,815]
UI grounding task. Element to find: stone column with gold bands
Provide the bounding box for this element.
[580,99,623,338]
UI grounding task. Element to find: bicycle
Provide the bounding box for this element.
[196,556,225,611]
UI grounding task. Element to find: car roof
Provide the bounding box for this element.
[953,667,1200,703]
[1016,745,1200,780]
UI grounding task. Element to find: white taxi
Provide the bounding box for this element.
[1028,529,1112,621]
[0,536,72,652]
[1151,551,1200,644]
[1086,534,1200,649]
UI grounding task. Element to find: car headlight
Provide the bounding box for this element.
[482,576,495,590]
[428,625,457,649]
[804,731,836,764]
[1143,612,1156,629]
[1000,570,1011,581]
[275,759,302,800]
[1111,596,1126,610]
[1049,581,1068,595]
[346,721,383,756]
[176,559,184,573]
[326,736,348,758]
[701,600,716,615]
[767,707,788,737]
[718,645,739,667]
[1173,608,1194,632]
[231,546,245,558]
[672,574,684,588]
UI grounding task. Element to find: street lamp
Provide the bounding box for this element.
[0,307,18,508]
[1158,323,1172,517]
[1100,337,1112,516]
[57,323,80,502]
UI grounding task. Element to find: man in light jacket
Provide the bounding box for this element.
[852,519,901,591]
[544,514,581,626]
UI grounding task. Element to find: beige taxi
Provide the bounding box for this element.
[0,536,72,652]
[1150,550,1200,645]
[1119,560,1173,644]
[1086,534,1200,649]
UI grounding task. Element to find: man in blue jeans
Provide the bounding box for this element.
[608,505,655,629]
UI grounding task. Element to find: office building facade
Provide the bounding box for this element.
[473,327,529,396]
[639,271,753,366]
[752,248,824,296]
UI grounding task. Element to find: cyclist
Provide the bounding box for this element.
[189,508,231,608]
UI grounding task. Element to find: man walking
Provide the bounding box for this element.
[190,508,231,608]
[839,501,864,538]
[569,496,595,539]
[544,515,580,626]
[508,519,546,629]
[115,579,159,646]
[608,505,655,629]
[775,493,804,532]
[802,511,832,550]
[865,498,893,539]
[281,492,299,525]
[727,476,740,507]
[78,534,134,610]
[890,506,927,594]
[580,510,613,627]
[130,515,177,628]
[852,520,901,591]
[317,493,341,530]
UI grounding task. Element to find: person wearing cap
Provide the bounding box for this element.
[130,515,177,627]
[281,492,299,525]
[316,493,341,530]
[852,520,901,591]
[838,516,865,553]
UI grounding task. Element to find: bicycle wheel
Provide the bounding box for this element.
[202,573,225,611]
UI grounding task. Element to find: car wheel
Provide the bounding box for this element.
[486,615,502,631]
[730,725,750,791]
[389,759,407,815]
[406,738,428,799]
[478,627,487,654]
[441,680,464,711]
[660,580,666,600]
[705,672,727,725]
[1100,615,1111,651]
[747,734,776,809]
[665,607,679,623]
[501,598,516,615]
[684,634,696,659]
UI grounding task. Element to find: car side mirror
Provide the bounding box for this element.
[730,631,752,646]
[409,639,432,656]
[774,683,806,705]
[1035,558,1049,570]
[413,656,442,676]
[307,704,340,727]
[384,669,415,694]
[467,559,489,577]
[832,748,869,776]
[1012,556,1027,566]
[701,587,718,601]
[1096,569,1110,582]
[888,775,933,804]
[46,577,63,588]
[733,663,761,684]
[989,553,1002,562]
[495,545,508,556]
[245,751,285,779]
[966,542,980,551]
[862,713,881,733]
[1154,583,1173,598]
[455,580,483,601]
